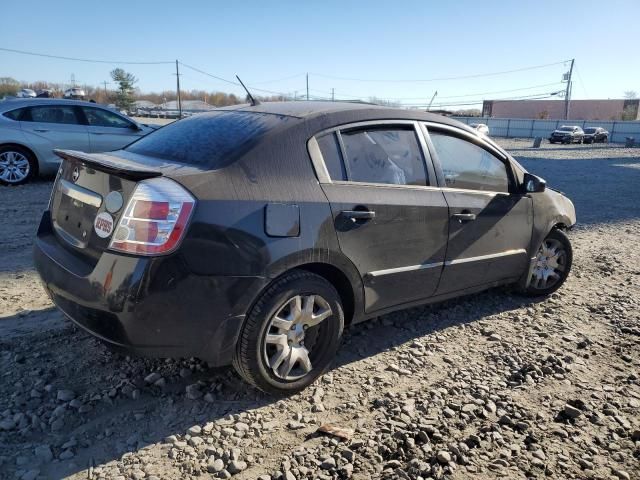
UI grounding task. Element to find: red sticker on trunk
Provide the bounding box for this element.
[94,212,115,238]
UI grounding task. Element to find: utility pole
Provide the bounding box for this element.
[102,81,108,98]
[306,73,309,101]
[175,60,182,118]
[331,88,335,102]
[564,58,574,120]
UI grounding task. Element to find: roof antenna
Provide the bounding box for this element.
[236,75,261,106]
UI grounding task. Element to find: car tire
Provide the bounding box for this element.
[522,229,573,297]
[0,145,37,186]
[232,270,344,395]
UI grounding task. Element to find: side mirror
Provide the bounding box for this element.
[522,173,546,193]
[129,123,142,131]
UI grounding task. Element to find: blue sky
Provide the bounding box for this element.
[2,0,639,108]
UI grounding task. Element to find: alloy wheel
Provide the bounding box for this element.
[263,294,332,381]
[0,151,30,184]
[530,238,567,290]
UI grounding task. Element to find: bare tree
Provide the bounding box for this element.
[623,91,638,99]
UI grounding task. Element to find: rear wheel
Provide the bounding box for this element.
[524,229,572,296]
[233,270,344,395]
[0,146,36,185]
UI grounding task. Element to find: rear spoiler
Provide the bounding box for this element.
[54,149,162,181]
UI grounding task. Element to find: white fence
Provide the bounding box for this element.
[452,117,640,144]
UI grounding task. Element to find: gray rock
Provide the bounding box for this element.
[227,460,247,474]
[185,384,202,400]
[57,389,75,401]
[563,404,582,418]
[207,458,225,473]
[436,451,452,463]
[320,457,337,470]
[187,425,202,436]
[612,470,631,480]
[20,470,40,480]
[59,449,74,460]
[0,417,16,430]
[144,372,162,384]
[34,444,53,462]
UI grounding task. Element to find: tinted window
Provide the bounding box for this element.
[558,126,573,131]
[429,132,509,193]
[28,106,80,125]
[340,127,427,186]
[584,128,596,133]
[316,132,346,181]
[83,107,132,128]
[3,108,25,121]
[126,111,292,168]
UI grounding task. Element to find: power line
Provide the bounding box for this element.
[309,59,570,83]
[0,46,173,65]
[178,62,290,97]
[310,81,564,102]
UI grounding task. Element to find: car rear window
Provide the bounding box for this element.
[125,111,292,168]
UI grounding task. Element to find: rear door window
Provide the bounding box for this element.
[126,111,291,168]
[82,107,132,128]
[26,106,81,125]
[429,131,509,193]
[339,126,427,186]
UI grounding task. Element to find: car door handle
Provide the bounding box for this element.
[452,213,477,222]
[341,210,376,221]
[33,129,49,133]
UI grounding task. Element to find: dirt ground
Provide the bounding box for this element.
[0,140,638,480]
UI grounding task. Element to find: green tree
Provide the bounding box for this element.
[110,68,138,112]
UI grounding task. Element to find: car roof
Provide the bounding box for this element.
[0,98,111,111]
[217,100,474,130]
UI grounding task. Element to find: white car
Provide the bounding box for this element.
[469,123,489,136]
[0,99,157,184]
[16,89,36,98]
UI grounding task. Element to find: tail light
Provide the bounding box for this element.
[109,177,195,255]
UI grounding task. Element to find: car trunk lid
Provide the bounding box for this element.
[50,150,163,263]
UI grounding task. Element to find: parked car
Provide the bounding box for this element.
[63,87,86,100]
[16,89,36,98]
[0,99,156,184]
[34,102,576,394]
[469,122,489,135]
[549,126,584,144]
[583,127,609,144]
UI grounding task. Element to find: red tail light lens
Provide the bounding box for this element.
[109,177,195,255]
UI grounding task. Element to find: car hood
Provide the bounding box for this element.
[552,130,573,135]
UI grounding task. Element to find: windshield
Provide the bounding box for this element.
[125,111,294,168]
[584,128,596,133]
[558,127,574,132]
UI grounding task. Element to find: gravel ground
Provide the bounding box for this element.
[0,140,638,480]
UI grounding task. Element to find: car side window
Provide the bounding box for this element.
[27,106,80,125]
[2,108,26,121]
[316,132,346,181]
[429,131,509,193]
[82,107,132,128]
[339,127,427,186]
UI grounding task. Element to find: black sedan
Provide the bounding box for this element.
[583,127,609,144]
[549,125,585,144]
[34,102,576,394]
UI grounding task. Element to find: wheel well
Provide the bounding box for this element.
[296,263,356,326]
[0,143,39,175]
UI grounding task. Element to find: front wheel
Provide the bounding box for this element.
[0,146,37,185]
[523,229,573,296]
[232,270,344,395]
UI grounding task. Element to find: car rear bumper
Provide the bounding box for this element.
[33,211,266,365]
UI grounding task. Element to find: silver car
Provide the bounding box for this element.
[0,99,156,185]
